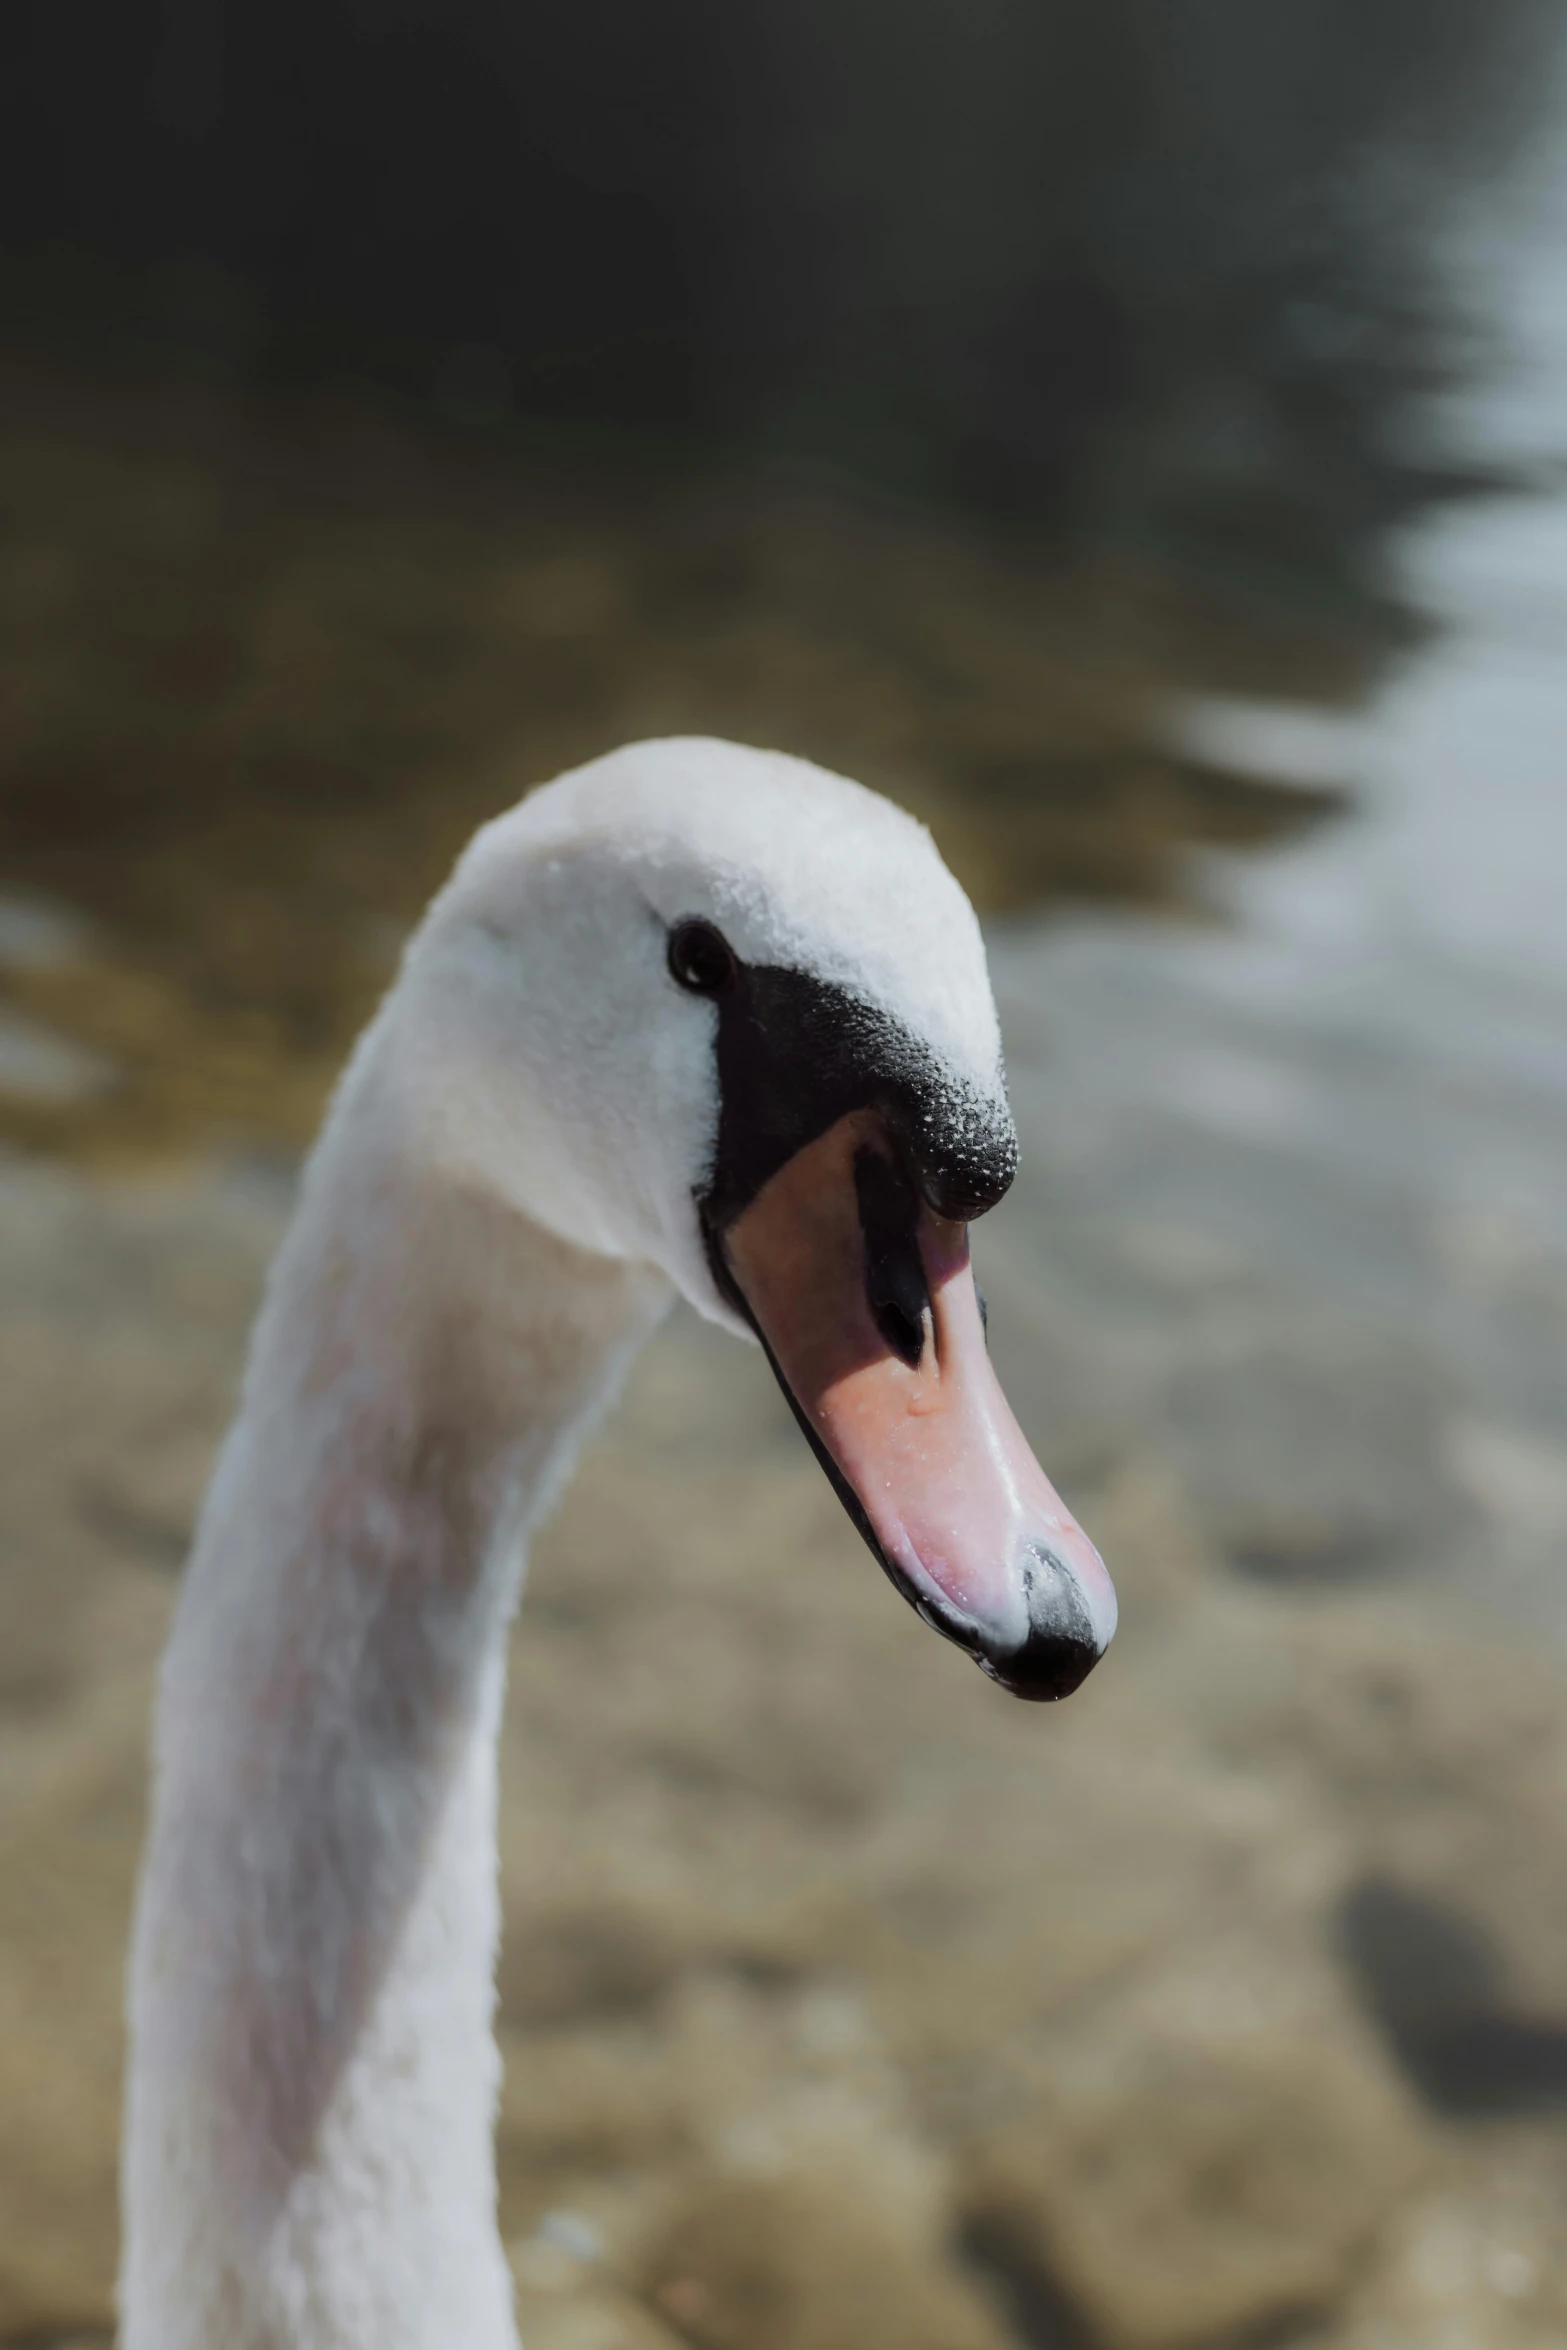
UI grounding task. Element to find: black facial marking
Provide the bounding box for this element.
[686,940,1021,1673]
[696,963,1018,1257]
[854,1145,929,1368]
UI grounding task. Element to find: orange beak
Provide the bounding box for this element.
[720,1111,1115,1699]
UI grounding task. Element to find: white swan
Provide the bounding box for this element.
[121,737,1117,2350]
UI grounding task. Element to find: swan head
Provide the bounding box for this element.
[403,737,1115,1700]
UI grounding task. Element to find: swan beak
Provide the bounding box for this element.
[722,1113,1116,1701]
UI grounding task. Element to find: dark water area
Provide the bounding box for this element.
[2,0,1557,602]
[0,345,1364,1163]
[3,0,1554,1168]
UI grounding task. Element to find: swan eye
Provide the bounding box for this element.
[668,920,737,996]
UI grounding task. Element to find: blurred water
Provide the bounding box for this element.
[985,147,1567,1649]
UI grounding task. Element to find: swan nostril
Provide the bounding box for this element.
[872,1294,925,1366]
[854,1144,930,1369]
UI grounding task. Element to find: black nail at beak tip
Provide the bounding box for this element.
[978,1542,1108,1700]
[978,1630,1103,1703]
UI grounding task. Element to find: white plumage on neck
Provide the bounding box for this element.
[121,738,1052,2348]
[123,1009,668,2349]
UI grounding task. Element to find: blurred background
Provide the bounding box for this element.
[3,4,1567,2345]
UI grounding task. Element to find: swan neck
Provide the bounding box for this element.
[122,1033,669,2350]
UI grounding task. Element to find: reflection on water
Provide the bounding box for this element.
[1136,210,1567,1632]
[982,445,1567,1669]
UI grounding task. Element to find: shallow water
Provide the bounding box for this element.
[3,334,1567,2347]
[1068,349,1567,1645]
